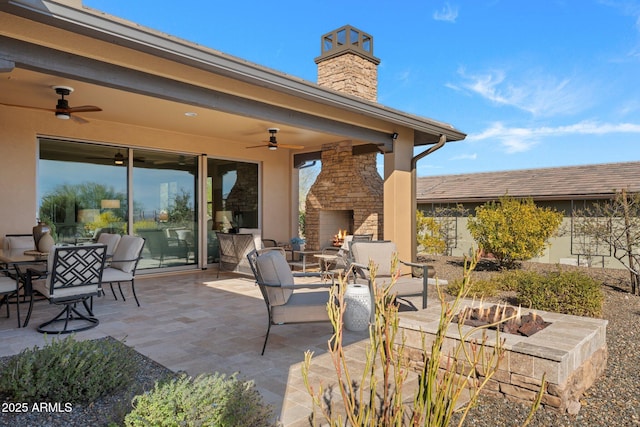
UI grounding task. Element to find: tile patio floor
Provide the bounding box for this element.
[0,269,400,426]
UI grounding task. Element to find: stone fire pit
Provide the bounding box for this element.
[454,304,551,336]
[398,300,608,414]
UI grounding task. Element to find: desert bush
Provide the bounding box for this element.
[468,196,563,269]
[446,276,502,298]
[511,269,603,317]
[124,373,273,427]
[0,335,136,403]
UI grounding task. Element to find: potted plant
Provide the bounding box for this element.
[290,236,305,252]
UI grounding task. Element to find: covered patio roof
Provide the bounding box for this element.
[0,0,465,152]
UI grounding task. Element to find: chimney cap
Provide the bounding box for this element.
[315,25,380,64]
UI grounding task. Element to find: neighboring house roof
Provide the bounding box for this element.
[417,162,640,204]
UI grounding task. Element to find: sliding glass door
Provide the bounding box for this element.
[38,139,260,271]
[132,150,198,268]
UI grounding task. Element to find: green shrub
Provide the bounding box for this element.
[0,335,136,403]
[446,276,502,298]
[467,195,563,268]
[125,373,273,427]
[511,269,603,317]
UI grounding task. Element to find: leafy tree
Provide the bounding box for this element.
[573,189,640,295]
[416,210,446,255]
[167,189,194,226]
[467,195,563,269]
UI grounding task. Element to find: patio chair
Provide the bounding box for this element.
[96,232,121,257]
[23,243,107,334]
[247,248,332,355]
[350,240,430,310]
[137,229,188,267]
[101,235,145,306]
[216,232,256,277]
[0,265,21,327]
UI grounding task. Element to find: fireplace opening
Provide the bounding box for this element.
[319,210,353,249]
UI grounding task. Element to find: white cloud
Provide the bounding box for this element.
[450,153,477,160]
[433,3,459,23]
[452,68,589,117]
[468,120,640,153]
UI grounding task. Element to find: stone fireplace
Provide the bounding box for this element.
[305,140,383,250]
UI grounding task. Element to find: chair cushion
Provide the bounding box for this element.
[350,241,397,277]
[0,276,18,294]
[271,291,330,324]
[3,235,35,251]
[101,267,133,282]
[97,233,121,256]
[111,236,144,273]
[255,250,294,306]
[32,278,99,300]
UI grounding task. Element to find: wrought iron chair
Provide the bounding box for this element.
[101,235,145,306]
[350,240,430,310]
[0,265,21,327]
[24,243,107,334]
[247,248,332,355]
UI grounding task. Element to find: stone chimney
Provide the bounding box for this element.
[304,26,384,251]
[315,25,380,102]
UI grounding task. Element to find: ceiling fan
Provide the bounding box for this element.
[86,150,146,165]
[246,128,304,151]
[0,85,102,124]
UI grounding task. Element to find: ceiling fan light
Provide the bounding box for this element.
[114,152,125,165]
[268,145,277,151]
[56,112,70,120]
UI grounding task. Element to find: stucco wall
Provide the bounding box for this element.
[0,107,293,249]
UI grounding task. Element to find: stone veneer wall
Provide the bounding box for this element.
[305,140,383,251]
[317,52,378,102]
[398,303,609,414]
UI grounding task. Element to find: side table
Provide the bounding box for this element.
[343,284,372,331]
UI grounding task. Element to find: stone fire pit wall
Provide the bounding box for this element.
[398,301,608,414]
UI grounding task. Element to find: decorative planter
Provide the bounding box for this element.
[37,232,55,253]
[343,284,372,331]
[32,221,50,248]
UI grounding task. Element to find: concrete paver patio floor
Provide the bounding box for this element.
[0,270,384,426]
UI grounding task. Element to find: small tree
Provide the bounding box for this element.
[574,189,640,295]
[467,195,563,269]
[416,210,446,255]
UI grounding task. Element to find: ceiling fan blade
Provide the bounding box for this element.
[71,115,90,124]
[67,105,102,113]
[0,102,55,112]
[246,144,268,149]
[279,144,304,149]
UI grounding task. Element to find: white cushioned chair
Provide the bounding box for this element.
[247,248,332,355]
[24,243,107,334]
[0,265,21,327]
[350,241,430,310]
[97,232,121,257]
[101,235,145,306]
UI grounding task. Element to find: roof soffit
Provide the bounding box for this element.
[0,0,466,143]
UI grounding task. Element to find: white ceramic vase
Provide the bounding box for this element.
[343,284,372,332]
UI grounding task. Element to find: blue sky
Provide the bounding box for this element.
[84,0,640,177]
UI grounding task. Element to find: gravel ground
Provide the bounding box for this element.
[0,337,176,427]
[1,258,639,426]
[424,256,640,427]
